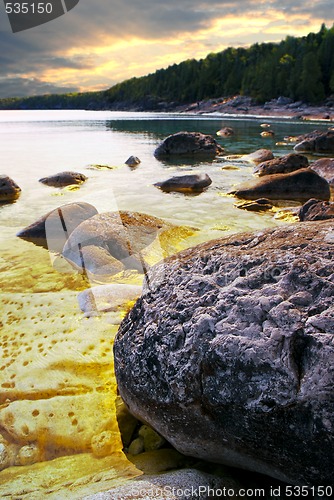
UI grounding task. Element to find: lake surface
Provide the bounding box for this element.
[0,110,331,251]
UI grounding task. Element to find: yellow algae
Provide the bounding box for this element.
[0,289,141,497]
[141,225,197,267]
[0,452,141,499]
[0,237,88,294]
[62,185,82,192]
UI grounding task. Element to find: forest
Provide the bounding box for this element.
[0,24,333,110]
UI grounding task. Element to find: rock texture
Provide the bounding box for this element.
[154,174,212,193]
[17,202,98,250]
[114,220,334,486]
[229,168,330,201]
[310,158,334,185]
[254,153,309,177]
[0,175,21,203]
[154,132,224,158]
[39,171,87,187]
[294,130,334,154]
[299,199,334,221]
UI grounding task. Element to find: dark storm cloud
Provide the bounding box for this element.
[0,0,332,97]
[0,77,77,98]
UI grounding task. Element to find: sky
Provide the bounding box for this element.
[0,0,333,98]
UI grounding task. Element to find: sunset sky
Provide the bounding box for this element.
[0,0,333,98]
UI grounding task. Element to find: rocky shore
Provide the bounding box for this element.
[175,95,334,121]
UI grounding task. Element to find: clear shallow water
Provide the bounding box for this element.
[0,110,331,249]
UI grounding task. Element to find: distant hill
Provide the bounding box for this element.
[0,24,333,110]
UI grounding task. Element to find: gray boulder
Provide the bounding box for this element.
[16,202,98,250]
[0,175,21,203]
[154,132,224,158]
[229,168,330,201]
[310,158,334,185]
[299,199,334,221]
[154,174,212,193]
[254,153,309,177]
[39,171,87,187]
[114,220,334,486]
[294,130,334,154]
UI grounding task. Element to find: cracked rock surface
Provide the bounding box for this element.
[114,220,334,486]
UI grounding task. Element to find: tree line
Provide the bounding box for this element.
[0,24,333,110]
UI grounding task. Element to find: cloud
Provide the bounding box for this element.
[0,0,332,98]
[0,77,78,98]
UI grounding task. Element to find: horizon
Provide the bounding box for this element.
[0,0,333,99]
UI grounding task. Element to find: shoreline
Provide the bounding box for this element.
[171,95,334,122]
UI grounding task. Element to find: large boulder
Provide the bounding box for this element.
[154,174,212,193]
[254,153,309,177]
[154,132,224,158]
[310,158,334,185]
[16,202,98,250]
[229,168,330,201]
[62,211,172,277]
[114,220,334,486]
[294,130,334,154]
[39,171,87,187]
[299,199,334,221]
[0,175,21,203]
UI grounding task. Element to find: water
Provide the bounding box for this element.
[0,110,331,250]
[0,110,332,490]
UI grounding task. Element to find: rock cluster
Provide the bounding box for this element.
[114,220,334,486]
[294,129,334,154]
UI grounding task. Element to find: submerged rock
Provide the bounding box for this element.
[114,220,334,486]
[39,171,87,187]
[154,131,224,158]
[235,198,273,212]
[254,153,309,177]
[78,284,142,316]
[217,127,234,137]
[0,175,21,203]
[241,149,274,164]
[154,173,212,193]
[62,211,172,277]
[125,156,141,167]
[294,129,334,154]
[310,157,334,185]
[16,202,98,251]
[229,168,330,202]
[299,198,334,221]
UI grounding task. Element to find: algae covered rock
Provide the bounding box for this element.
[114,220,334,486]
